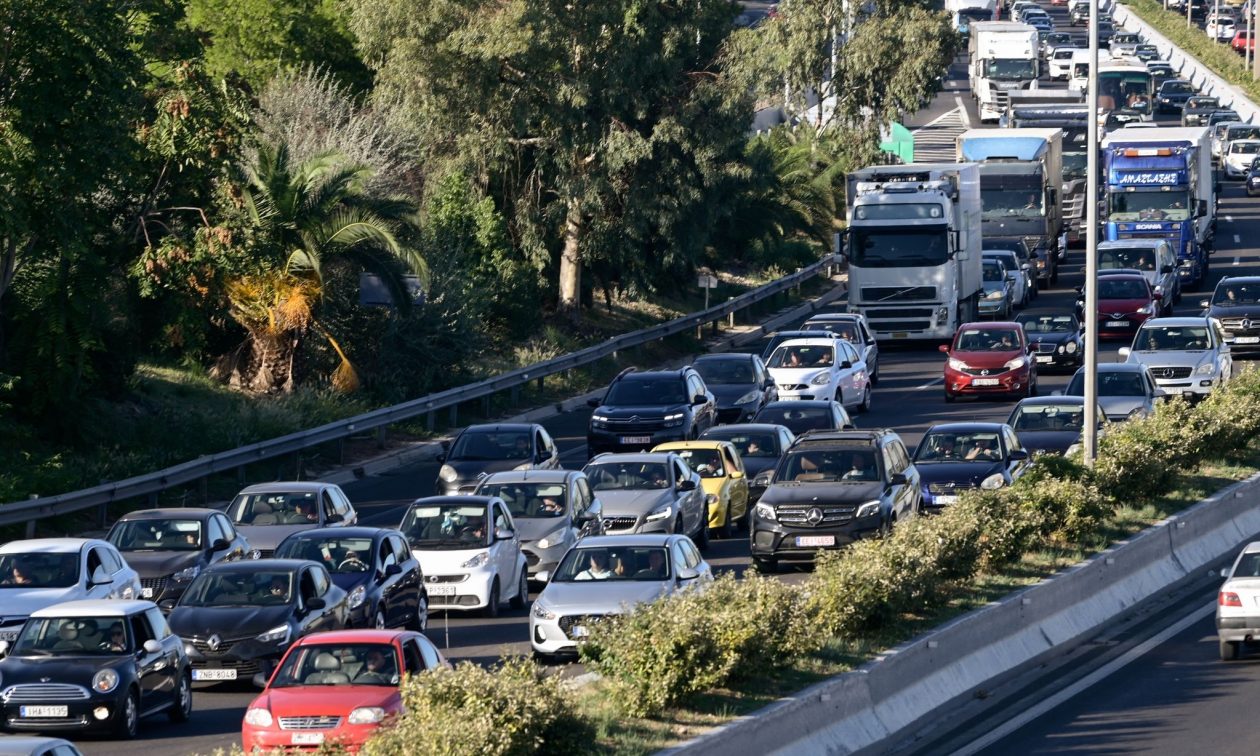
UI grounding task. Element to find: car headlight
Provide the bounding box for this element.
[986,290,1005,300]
[532,602,556,621]
[537,528,566,550]
[663,412,686,428]
[753,470,773,487]
[92,669,119,694]
[734,390,760,405]
[173,565,201,583]
[348,585,366,610]
[1005,357,1027,370]
[348,706,386,724]
[948,357,969,371]
[244,707,274,727]
[1128,407,1147,419]
[439,464,459,482]
[591,413,609,428]
[645,502,673,522]
[255,624,291,645]
[855,500,881,518]
[754,503,777,521]
[460,551,489,569]
[1065,341,1078,353]
[1136,305,1152,315]
[705,493,718,508]
[980,473,1007,490]
[1197,362,1216,375]
[810,371,833,386]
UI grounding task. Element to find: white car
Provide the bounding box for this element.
[1049,47,1082,80]
[1224,138,1260,178]
[1118,317,1233,399]
[1216,541,1260,660]
[1207,17,1236,41]
[983,249,1032,307]
[765,338,871,413]
[0,539,142,643]
[398,495,529,617]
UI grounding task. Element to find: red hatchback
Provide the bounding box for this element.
[941,322,1037,402]
[1091,274,1160,339]
[242,629,450,753]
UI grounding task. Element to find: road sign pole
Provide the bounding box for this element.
[1084,0,1101,466]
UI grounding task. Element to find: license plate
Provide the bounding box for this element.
[1236,336,1260,344]
[292,733,325,746]
[1106,320,1127,327]
[620,436,652,445]
[428,585,456,596]
[192,668,237,681]
[891,332,909,339]
[972,378,1000,386]
[934,495,959,505]
[1035,355,1053,363]
[20,706,67,718]
[795,535,836,547]
[141,587,154,598]
[571,625,589,638]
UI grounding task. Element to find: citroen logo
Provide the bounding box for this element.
[207,634,221,652]
[629,416,640,423]
[806,508,824,525]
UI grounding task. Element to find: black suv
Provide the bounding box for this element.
[750,429,921,571]
[586,367,717,457]
[1201,276,1260,357]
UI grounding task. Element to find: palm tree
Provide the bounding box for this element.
[221,145,427,393]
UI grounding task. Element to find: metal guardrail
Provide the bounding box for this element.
[4,257,840,530]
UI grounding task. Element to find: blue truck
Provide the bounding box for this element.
[1100,127,1216,289]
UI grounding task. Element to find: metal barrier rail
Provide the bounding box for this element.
[3,257,839,529]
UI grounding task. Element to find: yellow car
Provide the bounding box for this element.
[651,440,750,538]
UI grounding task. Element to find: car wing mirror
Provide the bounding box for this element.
[252,672,268,688]
[889,472,908,485]
[142,639,163,655]
[1200,299,1211,308]
[840,361,852,369]
[325,513,343,524]
[494,527,515,541]
[307,597,326,610]
[587,397,603,408]
[678,479,698,492]
[536,570,551,584]
[692,394,709,405]
[1118,347,1131,358]
[1009,449,1029,461]
[1222,567,1232,578]
[210,538,231,552]
[384,564,402,577]
[89,567,113,587]
[938,344,951,353]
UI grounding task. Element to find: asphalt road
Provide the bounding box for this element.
[75,12,1260,756]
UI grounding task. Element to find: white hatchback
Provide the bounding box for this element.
[1224,138,1260,178]
[1217,541,1260,660]
[765,338,871,413]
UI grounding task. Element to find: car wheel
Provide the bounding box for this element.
[169,673,192,723]
[694,511,711,551]
[718,501,733,539]
[859,385,872,414]
[509,568,529,611]
[871,360,880,386]
[1051,265,1060,285]
[373,608,387,630]
[944,389,956,403]
[753,556,778,573]
[483,578,500,619]
[1220,639,1241,661]
[410,596,429,632]
[114,689,139,739]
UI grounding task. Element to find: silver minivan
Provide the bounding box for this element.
[1097,239,1180,314]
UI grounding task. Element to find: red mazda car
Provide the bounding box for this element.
[1088,273,1161,340]
[941,322,1037,402]
[242,629,450,753]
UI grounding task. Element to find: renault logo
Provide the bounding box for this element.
[806,508,824,525]
[207,634,221,652]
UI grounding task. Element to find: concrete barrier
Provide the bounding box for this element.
[666,472,1260,756]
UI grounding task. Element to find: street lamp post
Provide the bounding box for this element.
[1084,0,1100,465]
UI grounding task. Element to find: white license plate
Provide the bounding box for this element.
[891,332,909,339]
[192,668,237,681]
[1035,355,1053,363]
[428,585,456,596]
[1235,336,1260,344]
[1106,320,1128,327]
[571,625,589,638]
[20,706,67,718]
[291,733,325,746]
[141,587,154,598]
[795,535,836,547]
[620,436,652,445]
[972,378,1000,386]
[934,495,959,505]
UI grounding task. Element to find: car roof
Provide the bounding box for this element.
[30,600,155,619]
[1080,362,1149,373]
[759,400,835,410]
[292,629,416,645]
[924,422,1008,434]
[1015,396,1088,407]
[569,534,681,548]
[770,330,839,339]
[459,423,538,433]
[692,352,758,362]
[408,495,497,507]
[702,423,791,434]
[116,508,221,521]
[586,453,676,464]
[958,321,1021,330]
[1140,316,1212,327]
[1017,308,1077,319]
[0,739,79,754]
[653,440,730,452]
[479,470,575,484]
[803,312,862,322]
[618,370,685,381]
[278,527,391,541]
[1098,268,1147,277]
[1240,541,1260,555]
[1097,272,1147,281]
[1217,276,1260,285]
[0,539,93,554]
[205,558,314,573]
[774,338,839,348]
[239,482,328,495]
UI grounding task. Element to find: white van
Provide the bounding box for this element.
[1069,49,1114,92]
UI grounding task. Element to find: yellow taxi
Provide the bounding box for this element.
[651,440,750,538]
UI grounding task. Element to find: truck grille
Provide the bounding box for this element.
[2,684,90,703]
[773,503,856,527]
[1148,366,1192,379]
[864,307,935,333]
[861,286,936,302]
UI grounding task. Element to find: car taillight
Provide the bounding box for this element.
[1219,591,1243,607]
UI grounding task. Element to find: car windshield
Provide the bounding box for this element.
[553,546,672,582]
[0,553,79,589]
[955,329,1021,351]
[1162,82,1192,94]
[1099,247,1159,271]
[1098,278,1149,299]
[1067,371,1147,397]
[271,643,401,688]
[1134,326,1211,351]
[399,503,489,548]
[1232,142,1260,155]
[754,405,833,431]
[981,188,1042,218]
[672,449,726,478]
[1188,98,1220,110]
[985,253,1019,272]
[1016,313,1078,334]
[983,262,1005,283]
[780,449,880,482]
[229,491,322,526]
[703,431,780,458]
[180,570,294,607]
[275,536,375,573]
[768,343,835,368]
[915,432,1002,461]
[13,617,132,657]
[693,359,755,385]
[584,462,670,491]
[476,482,567,519]
[108,519,202,552]
[1212,283,1260,305]
[1009,404,1087,432]
[448,430,532,462]
[803,320,859,341]
[605,377,687,406]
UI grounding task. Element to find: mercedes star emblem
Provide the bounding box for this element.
[207,634,221,652]
[1243,319,1252,331]
[806,508,824,525]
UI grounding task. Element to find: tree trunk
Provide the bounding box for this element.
[557,197,583,322]
[247,330,300,393]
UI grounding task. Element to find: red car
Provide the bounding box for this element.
[1233,30,1255,55]
[242,629,450,753]
[1086,273,1161,340]
[940,322,1038,402]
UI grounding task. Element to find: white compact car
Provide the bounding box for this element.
[398,496,528,617]
[765,338,871,413]
[1224,138,1260,178]
[1217,541,1260,660]
[0,539,142,643]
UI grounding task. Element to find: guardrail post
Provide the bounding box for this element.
[338,438,346,465]
[795,268,803,294]
[728,298,736,329]
[536,376,544,391]
[511,385,520,405]
[375,426,387,450]
[448,404,458,428]
[481,395,490,418]
[199,475,208,505]
[426,411,435,432]
[236,466,246,486]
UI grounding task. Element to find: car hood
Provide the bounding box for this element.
[768,367,831,384]
[758,481,884,506]
[0,655,129,685]
[1096,297,1150,313]
[118,550,202,579]
[445,459,529,484]
[1015,430,1080,453]
[1207,304,1260,320]
[168,603,294,639]
[598,404,688,418]
[0,587,83,618]
[951,349,1024,369]
[1026,332,1076,347]
[257,685,400,716]
[1127,351,1212,369]
[741,457,779,479]
[708,384,759,404]
[595,489,673,517]
[537,580,669,615]
[915,461,1004,487]
[235,524,319,552]
[982,281,1008,295]
[329,572,371,593]
[515,517,571,543]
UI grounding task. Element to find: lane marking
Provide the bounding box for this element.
[921,106,963,129]
[949,600,1215,756]
[1234,235,1241,244]
[1234,257,1241,266]
[915,377,945,391]
[956,96,973,129]
[1225,215,1234,223]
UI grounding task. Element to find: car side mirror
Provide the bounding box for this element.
[1222,567,1231,578]
[889,472,908,486]
[729,470,744,480]
[763,377,775,388]
[1152,291,1163,301]
[89,567,113,587]
[587,397,603,408]
[384,564,402,577]
[692,394,708,406]
[1200,299,1211,308]
[1006,274,1017,282]
[1051,389,1063,396]
[210,538,231,552]
[0,641,11,656]
[1161,265,1174,274]
[494,527,515,541]
[325,513,343,524]
[938,344,951,353]
[840,360,853,369]
[1009,449,1029,461]
[678,479,697,492]
[1154,388,1170,398]
[252,672,268,689]
[677,567,700,581]
[142,639,163,655]
[307,597,326,610]
[842,423,856,431]
[536,570,551,584]
[576,509,597,523]
[1118,347,1131,358]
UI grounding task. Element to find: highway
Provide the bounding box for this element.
[73,8,1260,756]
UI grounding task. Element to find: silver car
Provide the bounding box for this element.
[529,534,712,658]
[979,258,1016,318]
[1119,317,1233,399]
[227,482,358,557]
[581,453,709,547]
[1060,363,1165,422]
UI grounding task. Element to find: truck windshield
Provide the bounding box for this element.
[849,227,949,267]
[1063,153,1087,181]
[980,189,1042,218]
[1098,72,1152,112]
[984,59,1036,80]
[1107,190,1191,222]
[960,8,992,21]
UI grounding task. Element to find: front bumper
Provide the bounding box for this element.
[943,366,1031,397]
[750,516,881,560]
[531,610,617,655]
[1152,375,1218,397]
[1225,162,1251,178]
[715,403,758,424]
[587,428,688,456]
[600,512,674,536]
[978,297,1008,316]
[1030,348,1082,371]
[1224,334,1260,356]
[424,570,494,611]
[1,693,131,733]
[244,720,381,753]
[185,636,288,683]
